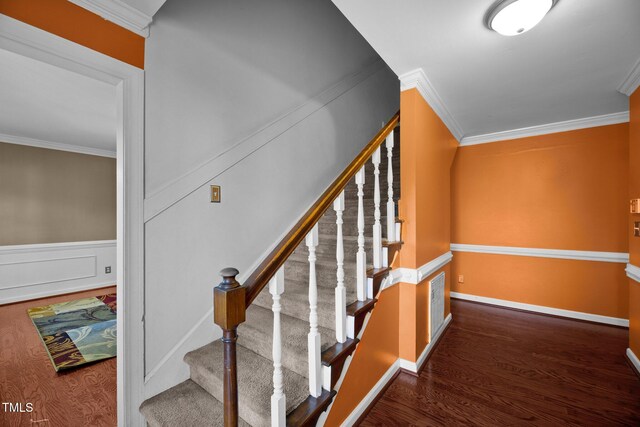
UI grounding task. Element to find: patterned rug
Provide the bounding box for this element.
[28,294,117,371]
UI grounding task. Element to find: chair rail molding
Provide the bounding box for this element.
[618,57,640,96]
[0,14,146,426]
[383,251,453,289]
[450,292,629,327]
[68,0,153,37]
[459,111,630,146]
[399,68,464,141]
[143,59,387,222]
[626,263,640,283]
[451,243,629,263]
[0,132,117,158]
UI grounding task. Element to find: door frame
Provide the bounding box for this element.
[0,14,146,426]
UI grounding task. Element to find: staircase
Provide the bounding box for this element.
[141,114,401,426]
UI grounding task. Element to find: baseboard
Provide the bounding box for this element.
[339,359,400,427]
[626,348,640,378]
[399,313,452,374]
[0,240,117,305]
[450,292,629,327]
[0,281,115,305]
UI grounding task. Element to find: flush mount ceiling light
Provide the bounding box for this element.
[486,0,558,36]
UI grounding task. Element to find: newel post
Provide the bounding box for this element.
[214,267,246,427]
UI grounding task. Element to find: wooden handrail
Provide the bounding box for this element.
[243,111,399,307]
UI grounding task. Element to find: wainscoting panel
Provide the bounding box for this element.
[0,240,116,304]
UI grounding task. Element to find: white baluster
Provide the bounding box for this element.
[306,224,322,397]
[269,268,286,427]
[334,191,346,343]
[372,147,382,269]
[386,130,396,242]
[356,166,367,301]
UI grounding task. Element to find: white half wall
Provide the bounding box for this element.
[0,240,116,304]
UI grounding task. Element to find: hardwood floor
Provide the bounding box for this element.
[0,287,117,427]
[361,299,640,426]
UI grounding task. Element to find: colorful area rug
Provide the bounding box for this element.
[28,294,117,371]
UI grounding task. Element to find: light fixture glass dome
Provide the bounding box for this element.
[487,0,556,36]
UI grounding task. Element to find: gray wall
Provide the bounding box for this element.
[143,0,399,395]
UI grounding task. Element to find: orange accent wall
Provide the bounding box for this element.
[324,285,399,426]
[630,90,640,355]
[0,0,144,68]
[399,88,458,269]
[398,88,457,360]
[451,124,629,318]
[452,124,629,252]
[452,252,628,318]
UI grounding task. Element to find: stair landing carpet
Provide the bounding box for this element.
[27,294,117,371]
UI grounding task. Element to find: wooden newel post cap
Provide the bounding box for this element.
[214,267,246,330]
[219,267,240,289]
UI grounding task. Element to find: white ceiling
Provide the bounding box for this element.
[331,0,640,139]
[0,48,117,156]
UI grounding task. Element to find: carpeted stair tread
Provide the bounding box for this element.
[239,304,335,378]
[140,379,250,427]
[185,341,309,427]
[252,278,357,330]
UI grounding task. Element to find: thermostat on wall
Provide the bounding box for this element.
[631,199,640,214]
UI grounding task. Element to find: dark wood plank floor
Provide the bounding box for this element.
[361,299,640,426]
[0,287,117,427]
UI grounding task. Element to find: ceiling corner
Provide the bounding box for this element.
[618,57,640,96]
[68,0,153,38]
[399,68,465,142]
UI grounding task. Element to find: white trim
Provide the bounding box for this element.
[627,348,640,375]
[619,57,640,96]
[627,263,640,283]
[0,132,116,157]
[450,292,629,327]
[0,240,116,255]
[0,14,146,426]
[399,68,464,141]
[459,112,630,146]
[339,359,400,427]
[67,0,152,38]
[451,243,629,264]
[0,281,115,305]
[143,59,387,222]
[399,313,452,373]
[384,251,453,288]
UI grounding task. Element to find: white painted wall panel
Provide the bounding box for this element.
[0,241,116,304]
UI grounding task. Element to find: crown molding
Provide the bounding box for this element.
[68,0,152,38]
[399,68,464,141]
[618,57,640,96]
[0,132,116,158]
[451,243,629,263]
[459,111,630,146]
